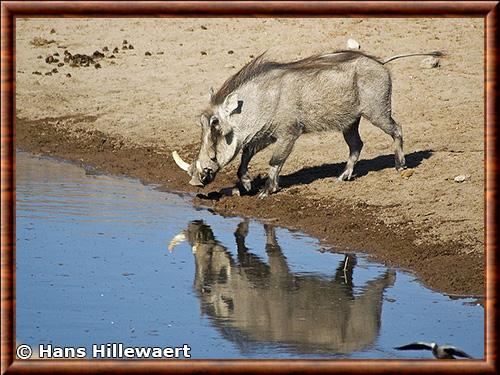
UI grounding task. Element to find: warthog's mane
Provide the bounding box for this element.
[210,50,382,105]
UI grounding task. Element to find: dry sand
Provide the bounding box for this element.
[15,18,484,295]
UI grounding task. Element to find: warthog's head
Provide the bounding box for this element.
[173,91,240,187]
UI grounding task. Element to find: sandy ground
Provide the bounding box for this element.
[15,18,484,295]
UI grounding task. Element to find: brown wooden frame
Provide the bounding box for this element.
[1,1,497,373]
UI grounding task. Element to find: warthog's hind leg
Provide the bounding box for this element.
[369,114,406,171]
[338,118,363,181]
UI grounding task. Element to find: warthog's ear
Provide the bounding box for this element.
[222,92,240,116]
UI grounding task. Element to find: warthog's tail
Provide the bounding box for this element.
[382,51,445,64]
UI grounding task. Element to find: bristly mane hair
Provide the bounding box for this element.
[210,50,382,105]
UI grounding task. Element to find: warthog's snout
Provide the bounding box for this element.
[200,168,215,185]
[173,151,217,187]
[188,168,214,187]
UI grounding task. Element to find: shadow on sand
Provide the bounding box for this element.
[197,150,433,200]
[280,149,433,189]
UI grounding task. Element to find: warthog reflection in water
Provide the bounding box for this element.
[169,220,395,355]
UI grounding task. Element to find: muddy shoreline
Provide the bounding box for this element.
[16,116,484,296]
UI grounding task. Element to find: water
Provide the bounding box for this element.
[16,152,484,359]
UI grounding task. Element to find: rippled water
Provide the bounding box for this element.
[16,152,484,359]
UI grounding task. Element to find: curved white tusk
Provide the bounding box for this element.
[172,151,190,172]
[168,231,187,252]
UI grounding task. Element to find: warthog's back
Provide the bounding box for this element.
[220,51,392,135]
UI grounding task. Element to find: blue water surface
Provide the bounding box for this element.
[16,152,484,359]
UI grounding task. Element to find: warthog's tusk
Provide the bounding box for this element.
[172,151,190,172]
[168,231,187,252]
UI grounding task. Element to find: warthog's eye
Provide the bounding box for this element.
[210,116,219,127]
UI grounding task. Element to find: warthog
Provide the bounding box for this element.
[173,50,443,198]
[168,220,396,354]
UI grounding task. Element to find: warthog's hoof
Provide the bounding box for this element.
[257,185,280,199]
[395,156,407,172]
[240,179,252,192]
[337,169,354,181]
[258,190,269,199]
[396,165,407,172]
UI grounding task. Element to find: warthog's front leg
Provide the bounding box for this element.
[259,163,283,199]
[237,139,274,192]
[259,127,302,199]
[237,147,255,192]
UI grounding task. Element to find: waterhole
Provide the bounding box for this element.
[16,152,484,359]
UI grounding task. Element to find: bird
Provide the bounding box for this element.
[394,342,474,359]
